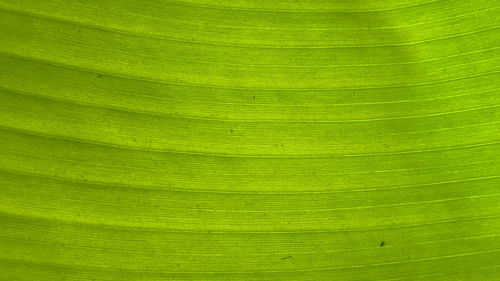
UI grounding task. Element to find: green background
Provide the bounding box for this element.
[0,0,499,280]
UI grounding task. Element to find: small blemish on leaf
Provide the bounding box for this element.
[380,241,385,247]
[281,256,293,260]
[230,129,233,133]
[252,96,256,99]
[97,74,102,78]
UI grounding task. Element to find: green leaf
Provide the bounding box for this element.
[0,0,499,280]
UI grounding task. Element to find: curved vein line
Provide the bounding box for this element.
[1,6,498,49]
[148,0,447,13]
[1,164,499,195]
[0,207,498,233]
[7,2,498,33]
[1,82,498,110]
[4,190,497,213]
[1,12,498,68]
[83,4,498,31]
[3,233,497,257]
[2,51,499,91]
[0,248,498,273]
[1,126,499,160]
[1,109,496,175]
[3,134,497,177]
[4,87,500,123]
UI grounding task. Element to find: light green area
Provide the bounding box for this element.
[0,0,499,280]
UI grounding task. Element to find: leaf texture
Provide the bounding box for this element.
[0,0,499,280]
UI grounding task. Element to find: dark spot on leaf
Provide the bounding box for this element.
[230,129,233,133]
[281,256,293,260]
[252,96,256,99]
[97,74,102,78]
[380,241,385,247]
[176,263,180,267]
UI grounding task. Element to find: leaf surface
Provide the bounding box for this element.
[0,0,499,280]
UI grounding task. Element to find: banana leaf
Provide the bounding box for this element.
[0,0,499,280]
